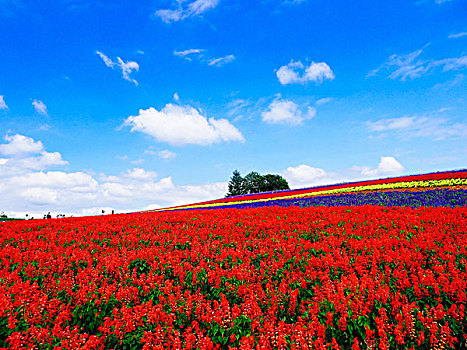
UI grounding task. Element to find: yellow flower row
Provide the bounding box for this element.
[155,178,467,212]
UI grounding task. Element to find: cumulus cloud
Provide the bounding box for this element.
[282,157,405,189]
[0,133,228,218]
[96,51,139,85]
[10,171,96,191]
[276,60,335,85]
[368,46,467,81]
[352,157,404,178]
[174,49,235,67]
[282,165,331,188]
[0,95,8,110]
[123,103,244,146]
[9,151,68,171]
[123,168,158,181]
[32,99,47,115]
[0,135,68,175]
[156,0,219,23]
[262,99,316,125]
[366,110,467,140]
[3,169,227,217]
[158,149,176,159]
[276,61,302,84]
[0,134,44,156]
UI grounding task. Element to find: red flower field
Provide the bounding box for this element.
[1,205,466,349]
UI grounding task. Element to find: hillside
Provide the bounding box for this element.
[149,169,467,212]
[1,170,466,349]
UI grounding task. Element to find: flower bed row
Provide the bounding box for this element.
[182,189,467,211]
[153,170,467,212]
[1,205,466,349]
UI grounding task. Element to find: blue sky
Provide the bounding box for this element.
[1,0,466,217]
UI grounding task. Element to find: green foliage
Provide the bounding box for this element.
[226,170,245,197]
[225,170,290,197]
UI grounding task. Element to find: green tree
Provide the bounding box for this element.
[243,171,264,194]
[262,174,290,192]
[225,170,245,197]
[225,171,290,197]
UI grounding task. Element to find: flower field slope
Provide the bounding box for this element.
[1,205,466,349]
[149,169,467,212]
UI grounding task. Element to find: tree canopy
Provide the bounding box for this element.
[225,170,290,197]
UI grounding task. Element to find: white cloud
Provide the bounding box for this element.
[282,165,331,188]
[174,49,235,67]
[0,134,44,156]
[262,99,316,125]
[0,133,228,218]
[123,168,158,181]
[366,111,467,140]
[315,97,332,105]
[174,48,205,60]
[173,92,180,101]
[0,136,68,174]
[158,149,176,159]
[96,51,114,67]
[0,95,8,110]
[276,60,303,84]
[10,171,96,191]
[448,32,467,39]
[117,57,139,84]
[282,157,405,189]
[32,99,47,115]
[155,8,184,23]
[208,55,236,67]
[156,0,219,23]
[123,103,244,146]
[11,151,68,171]
[352,157,404,178]
[276,60,335,85]
[304,62,335,83]
[188,0,219,15]
[96,51,139,85]
[0,134,67,182]
[368,47,467,81]
[367,49,428,81]
[436,56,467,71]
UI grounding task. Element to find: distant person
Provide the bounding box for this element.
[47,212,51,219]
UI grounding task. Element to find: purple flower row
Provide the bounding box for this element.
[176,189,467,211]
